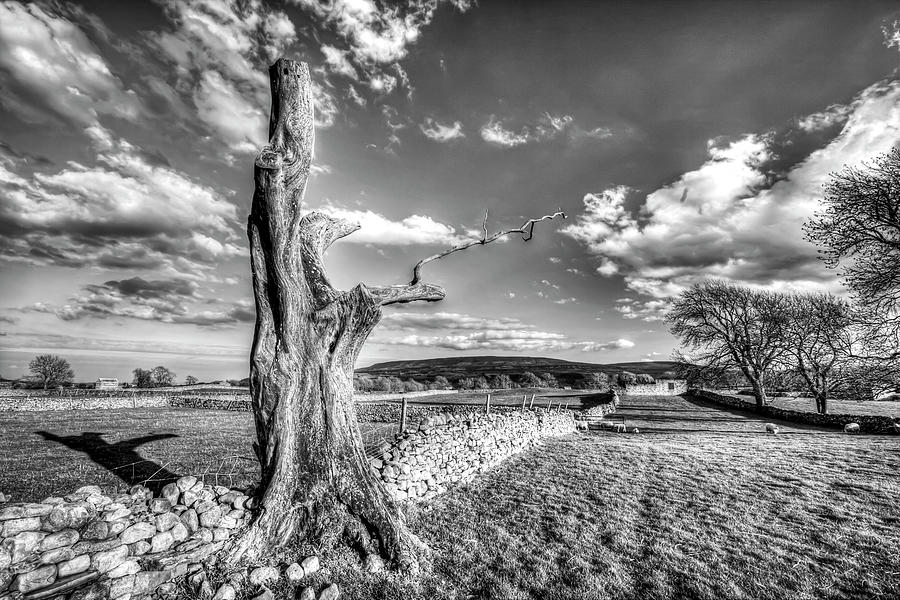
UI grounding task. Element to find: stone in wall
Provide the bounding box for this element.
[368,409,576,503]
[620,380,687,396]
[0,479,254,600]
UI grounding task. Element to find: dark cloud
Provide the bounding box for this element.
[26,278,253,328]
[99,277,198,300]
[0,140,53,166]
[0,124,241,275]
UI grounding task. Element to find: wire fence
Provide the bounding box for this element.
[108,454,258,490]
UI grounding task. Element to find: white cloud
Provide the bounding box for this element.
[382,312,526,331]
[294,0,461,68]
[480,116,531,147]
[321,44,358,80]
[27,277,255,327]
[420,117,465,142]
[0,126,241,275]
[0,2,142,127]
[150,0,303,146]
[377,329,633,353]
[193,70,266,154]
[290,0,471,103]
[373,310,631,353]
[564,79,900,315]
[797,104,851,132]
[319,206,468,246]
[480,113,611,148]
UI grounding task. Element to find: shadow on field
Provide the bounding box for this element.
[679,394,828,432]
[36,431,181,494]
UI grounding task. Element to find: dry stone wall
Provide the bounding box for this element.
[692,389,900,434]
[0,479,253,600]
[621,379,687,396]
[578,389,619,419]
[0,397,170,412]
[369,409,576,502]
[1,390,449,414]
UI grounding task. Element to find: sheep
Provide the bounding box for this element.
[613,423,627,433]
[765,423,779,435]
[575,420,589,431]
[844,422,860,434]
[631,427,640,434]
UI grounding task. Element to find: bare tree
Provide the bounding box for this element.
[805,149,900,313]
[616,371,637,386]
[227,59,565,570]
[132,368,152,388]
[151,366,175,387]
[29,354,74,390]
[778,293,853,414]
[185,375,199,386]
[667,280,789,407]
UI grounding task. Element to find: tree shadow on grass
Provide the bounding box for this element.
[36,431,182,494]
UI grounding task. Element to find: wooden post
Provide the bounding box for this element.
[399,396,408,434]
[521,394,526,411]
[485,393,491,415]
[529,394,534,409]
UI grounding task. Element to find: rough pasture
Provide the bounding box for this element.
[1,394,897,599]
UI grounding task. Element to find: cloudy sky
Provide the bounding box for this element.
[1,0,899,382]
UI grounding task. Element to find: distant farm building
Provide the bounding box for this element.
[95,378,119,390]
[621,378,687,396]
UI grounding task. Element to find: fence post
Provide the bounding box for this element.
[485,393,491,415]
[399,396,408,434]
[521,394,526,412]
[529,394,534,409]
[547,399,552,412]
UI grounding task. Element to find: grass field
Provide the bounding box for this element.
[2,395,898,599]
[0,408,258,500]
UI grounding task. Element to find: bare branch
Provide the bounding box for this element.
[409,211,567,285]
[367,282,446,306]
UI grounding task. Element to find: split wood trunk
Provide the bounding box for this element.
[225,59,427,572]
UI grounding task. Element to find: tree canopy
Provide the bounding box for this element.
[667,280,789,406]
[805,148,900,311]
[29,354,74,389]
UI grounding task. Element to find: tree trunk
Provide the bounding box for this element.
[748,377,767,408]
[225,59,427,572]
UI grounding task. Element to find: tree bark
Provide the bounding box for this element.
[225,59,427,571]
[748,376,767,408]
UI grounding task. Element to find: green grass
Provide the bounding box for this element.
[3,396,899,599]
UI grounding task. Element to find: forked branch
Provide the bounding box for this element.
[409,210,567,285]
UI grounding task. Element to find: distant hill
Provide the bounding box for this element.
[358,355,680,384]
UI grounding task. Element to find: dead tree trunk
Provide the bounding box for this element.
[227,58,564,571]
[224,59,435,571]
